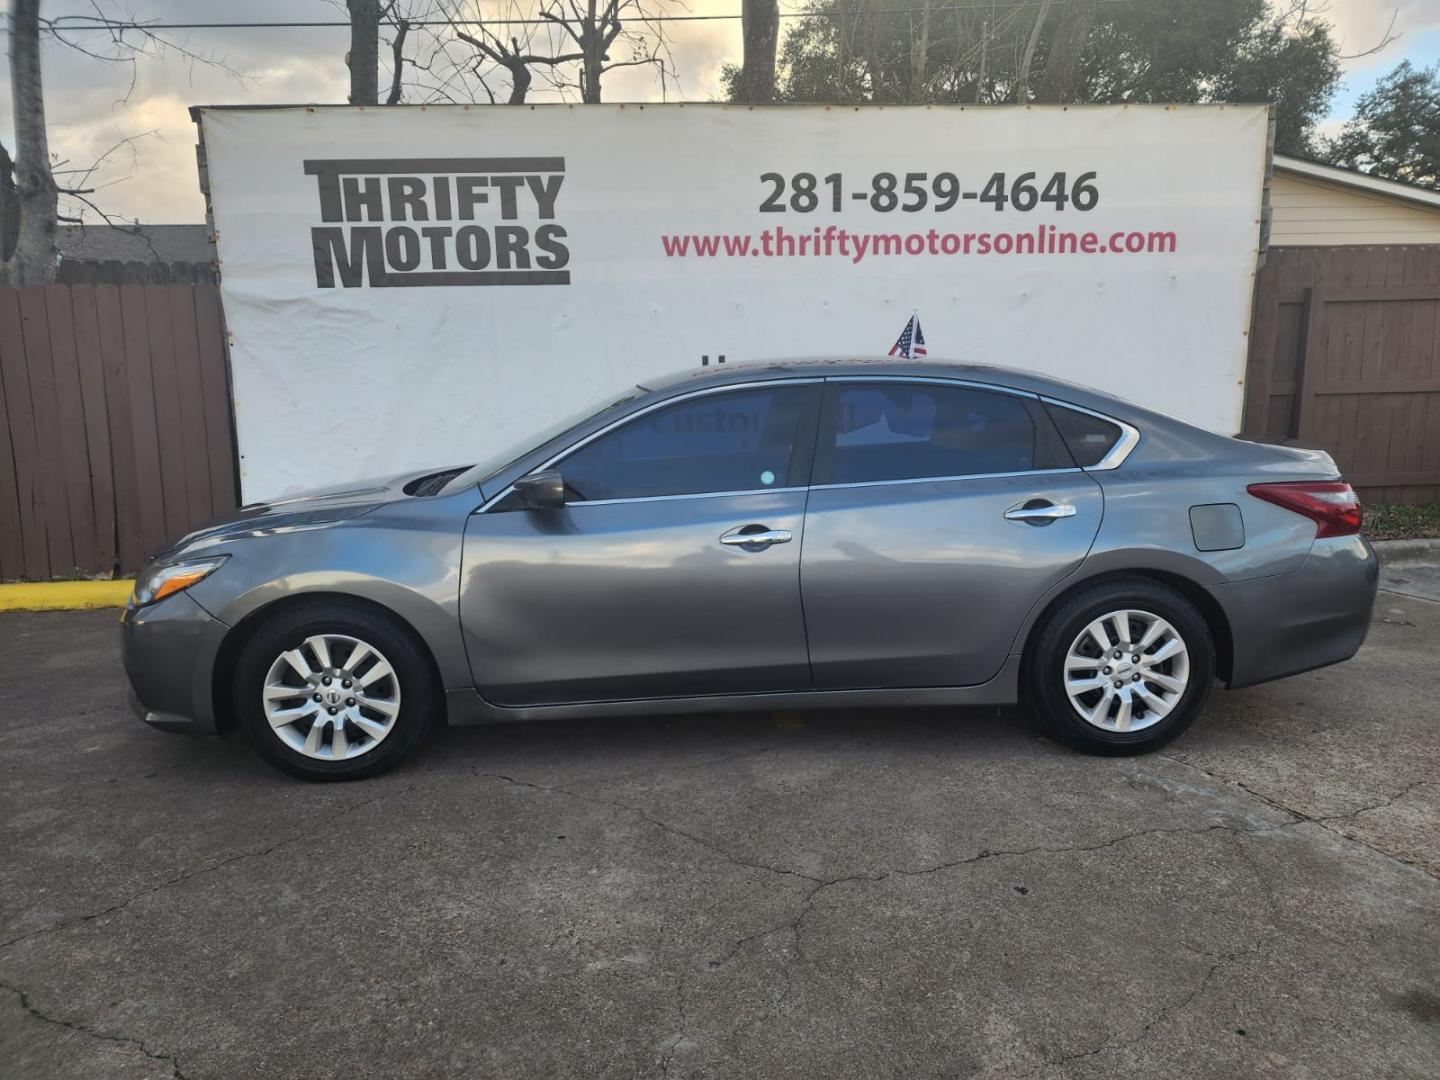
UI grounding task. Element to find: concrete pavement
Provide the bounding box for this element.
[1,589,1438,1079]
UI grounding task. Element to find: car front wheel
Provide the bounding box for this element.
[1026,578,1215,754]
[234,600,439,780]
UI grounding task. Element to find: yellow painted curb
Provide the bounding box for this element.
[0,580,134,612]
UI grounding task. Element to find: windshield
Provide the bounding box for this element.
[439,388,642,495]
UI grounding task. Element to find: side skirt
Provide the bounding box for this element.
[444,655,1021,725]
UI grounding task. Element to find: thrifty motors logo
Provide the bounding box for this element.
[303,157,571,288]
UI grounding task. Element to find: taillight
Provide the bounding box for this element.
[1246,481,1361,538]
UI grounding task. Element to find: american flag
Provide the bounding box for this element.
[888,314,927,359]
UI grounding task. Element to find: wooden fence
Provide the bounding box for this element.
[1244,245,1440,505]
[0,284,237,581]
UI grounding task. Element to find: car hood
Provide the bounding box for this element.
[161,467,462,556]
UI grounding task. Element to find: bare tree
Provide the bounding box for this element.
[0,3,245,284]
[1034,0,1097,103]
[537,0,676,104]
[394,0,677,106]
[386,10,412,104]
[1270,0,1400,61]
[737,0,780,104]
[336,0,451,106]
[3,0,58,284]
[455,24,584,104]
[974,16,989,104]
[1015,0,1052,103]
[908,0,931,104]
[0,145,18,264]
[348,0,383,104]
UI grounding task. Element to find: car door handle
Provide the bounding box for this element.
[1004,501,1077,523]
[719,526,793,548]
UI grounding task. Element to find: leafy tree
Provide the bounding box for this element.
[1078,0,1265,103]
[1076,0,1338,152]
[728,0,1340,154]
[724,0,1039,105]
[1327,61,1440,190]
[1211,16,1339,156]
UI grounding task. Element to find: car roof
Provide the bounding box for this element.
[639,356,1133,414]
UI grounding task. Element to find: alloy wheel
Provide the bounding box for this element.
[261,634,402,760]
[1062,609,1190,733]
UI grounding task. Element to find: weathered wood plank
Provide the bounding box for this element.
[143,286,189,545]
[94,285,145,573]
[166,287,214,529]
[0,290,49,578]
[120,285,170,561]
[68,285,117,575]
[17,288,77,576]
[193,287,237,514]
[43,286,100,574]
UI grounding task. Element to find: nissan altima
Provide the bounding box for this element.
[122,359,1379,780]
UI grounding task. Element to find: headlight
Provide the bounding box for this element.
[130,557,228,608]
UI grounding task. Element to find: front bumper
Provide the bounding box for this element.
[121,591,230,734]
[1208,534,1379,690]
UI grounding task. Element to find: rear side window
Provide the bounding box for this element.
[558,386,811,501]
[1045,404,1123,467]
[824,383,1037,484]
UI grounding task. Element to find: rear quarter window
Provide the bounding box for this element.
[1045,404,1124,467]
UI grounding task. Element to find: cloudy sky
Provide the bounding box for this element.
[2,0,1438,224]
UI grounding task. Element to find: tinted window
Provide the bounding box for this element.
[1046,404,1123,467]
[825,384,1036,484]
[442,389,640,494]
[559,386,810,501]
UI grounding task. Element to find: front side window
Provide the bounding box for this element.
[824,383,1037,484]
[441,389,640,494]
[558,386,811,501]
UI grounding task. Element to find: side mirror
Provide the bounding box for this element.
[514,468,566,510]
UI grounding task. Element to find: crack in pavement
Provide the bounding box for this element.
[0,783,419,1080]
[1018,830,1281,1077]
[1027,939,1257,1078]
[478,751,1440,1061]
[0,783,418,953]
[1158,754,1439,881]
[1,981,189,1079]
[657,965,691,1079]
[482,770,826,885]
[478,765,1326,1044]
[1318,779,1437,821]
[481,769,1307,901]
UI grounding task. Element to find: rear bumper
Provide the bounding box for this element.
[1208,534,1379,690]
[121,592,229,734]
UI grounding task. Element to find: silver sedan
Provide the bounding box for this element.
[122,359,1378,780]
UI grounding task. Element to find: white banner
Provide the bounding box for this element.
[198,104,1268,501]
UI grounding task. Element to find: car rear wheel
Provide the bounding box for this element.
[1026,578,1215,754]
[234,601,440,780]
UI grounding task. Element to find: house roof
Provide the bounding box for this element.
[57,223,213,264]
[1274,156,1440,213]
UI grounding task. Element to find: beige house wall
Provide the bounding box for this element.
[1270,170,1440,246]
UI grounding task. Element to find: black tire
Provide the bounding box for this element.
[1024,577,1215,755]
[233,599,440,781]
